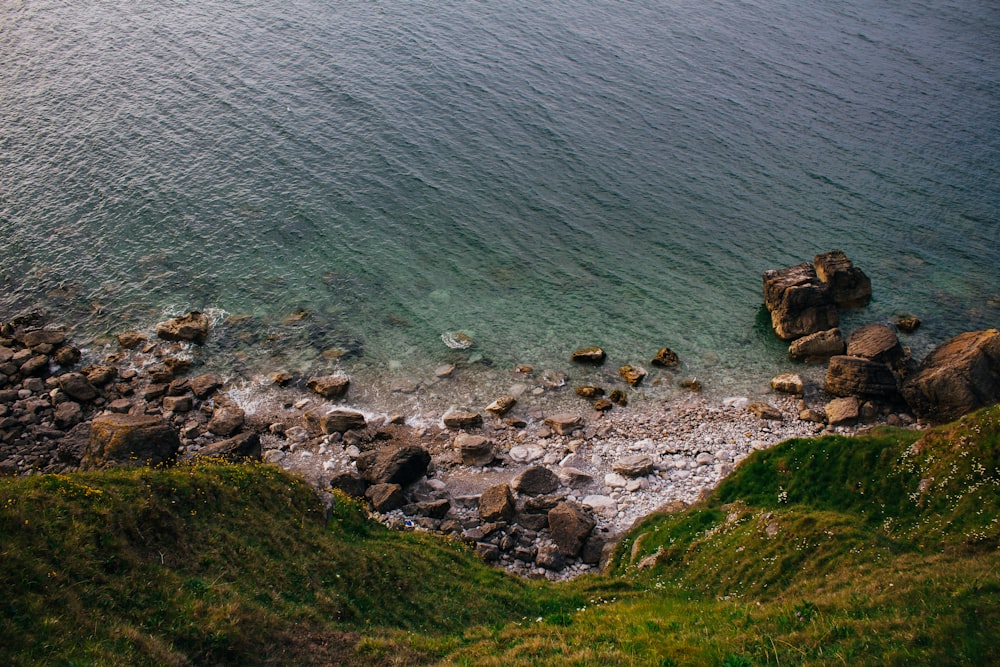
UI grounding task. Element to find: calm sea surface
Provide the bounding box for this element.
[2,0,998,409]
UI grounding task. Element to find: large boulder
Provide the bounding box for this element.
[789,328,846,363]
[813,250,871,309]
[478,483,516,522]
[825,355,900,399]
[155,311,210,343]
[512,466,561,496]
[902,329,1000,423]
[207,403,245,436]
[548,501,596,557]
[84,414,180,469]
[356,444,431,486]
[825,397,859,427]
[762,263,839,341]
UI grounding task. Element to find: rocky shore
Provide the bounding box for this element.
[2,254,998,579]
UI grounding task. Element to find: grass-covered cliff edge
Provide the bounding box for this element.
[3,407,998,666]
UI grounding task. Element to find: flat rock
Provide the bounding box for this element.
[117,331,148,349]
[189,373,224,399]
[618,365,647,386]
[612,454,654,478]
[846,323,904,365]
[509,445,545,463]
[196,432,261,462]
[443,411,483,430]
[484,395,516,417]
[544,413,583,436]
[582,494,618,516]
[789,328,846,362]
[825,355,899,399]
[455,433,495,466]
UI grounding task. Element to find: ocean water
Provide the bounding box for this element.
[2,0,998,411]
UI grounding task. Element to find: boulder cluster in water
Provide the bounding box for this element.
[762,250,1000,426]
[1,258,998,578]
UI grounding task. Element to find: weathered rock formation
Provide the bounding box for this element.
[902,329,1000,423]
[84,414,180,470]
[813,250,872,309]
[789,328,845,363]
[762,263,839,341]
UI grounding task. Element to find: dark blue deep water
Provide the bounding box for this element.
[2,0,998,408]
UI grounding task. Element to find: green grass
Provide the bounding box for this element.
[3,406,999,665]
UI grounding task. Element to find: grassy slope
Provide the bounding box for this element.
[2,407,998,666]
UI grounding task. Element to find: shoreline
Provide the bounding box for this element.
[1,311,920,580]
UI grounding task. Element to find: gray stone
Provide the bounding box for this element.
[329,471,367,497]
[535,545,566,570]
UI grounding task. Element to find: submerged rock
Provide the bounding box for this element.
[571,346,606,365]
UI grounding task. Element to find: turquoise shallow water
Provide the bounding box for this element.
[1,0,998,409]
